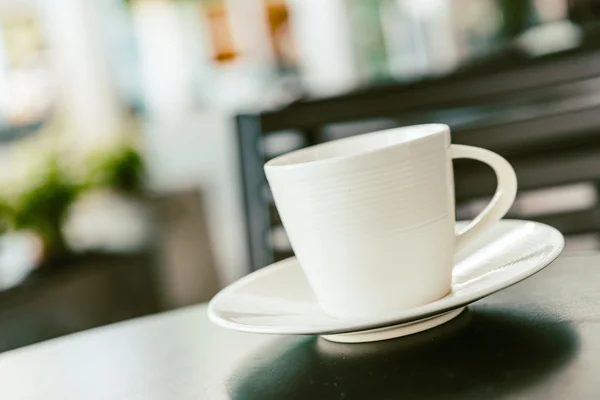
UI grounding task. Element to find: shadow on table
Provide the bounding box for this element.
[229,307,579,400]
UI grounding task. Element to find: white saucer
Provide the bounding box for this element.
[209,220,564,343]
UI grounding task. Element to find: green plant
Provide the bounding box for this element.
[0,158,82,260]
[88,146,144,195]
[0,145,144,263]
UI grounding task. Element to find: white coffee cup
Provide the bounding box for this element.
[265,124,517,319]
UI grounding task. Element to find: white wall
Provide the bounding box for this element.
[132,1,251,285]
[37,0,123,148]
[142,111,248,285]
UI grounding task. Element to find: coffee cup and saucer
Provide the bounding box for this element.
[208,124,564,343]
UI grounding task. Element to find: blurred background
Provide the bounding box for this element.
[0,0,599,352]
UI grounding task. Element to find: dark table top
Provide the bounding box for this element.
[1,253,599,399]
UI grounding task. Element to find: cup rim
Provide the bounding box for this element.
[265,123,449,171]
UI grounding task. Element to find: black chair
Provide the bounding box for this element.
[237,46,600,272]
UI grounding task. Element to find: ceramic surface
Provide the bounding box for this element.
[321,307,466,343]
[208,220,564,336]
[264,124,517,318]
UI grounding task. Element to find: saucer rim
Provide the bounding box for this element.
[208,219,564,335]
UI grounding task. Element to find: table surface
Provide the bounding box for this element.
[1,254,599,400]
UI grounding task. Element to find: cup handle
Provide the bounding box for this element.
[451,144,517,251]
